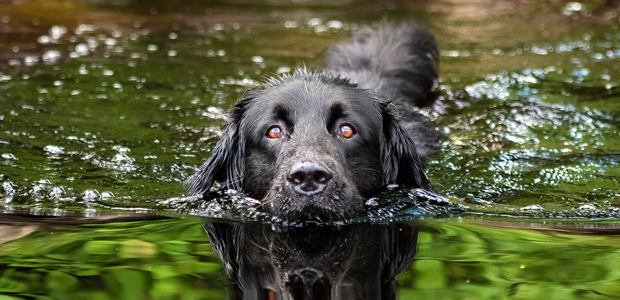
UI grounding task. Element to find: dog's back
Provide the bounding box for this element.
[326,23,439,108]
[326,23,442,159]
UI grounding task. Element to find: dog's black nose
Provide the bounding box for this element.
[287,162,332,196]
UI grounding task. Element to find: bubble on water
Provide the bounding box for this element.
[217,50,226,56]
[44,145,65,154]
[36,179,51,185]
[565,2,583,12]
[83,189,100,200]
[1,153,17,160]
[30,184,47,199]
[327,20,343,29]
[8,59,21,66]
[42,50,61,64]
[71,90,81,95]
[3,182,15,203]
[200,106,226,119]
[0,74,11,82]
[169,32,178,39]
[87,37,98,49]
[307,18,321,26]
[75,43,89,56]
[112,145,130,153]
[49,186,66,198]
[102,70,114,76]
[147,44,158,51]
[37,35,52,44]
[3,182,15,194]
[284,21,299,28]
[75,24,95,35]
[111,153,135,164]
[101,191,115,200]
[441,50,461,57]
[531,45,549,55]
[314,26,327,33]
[24,56,39,66]
[578,204,596,210]
[167,50,177,57]
[53,80,63,86]
[608,50,617,58]
[50,26,67,39]
[520,204,544,211]
[251,56,263,63]
[104,38,116,46]
[572,68,589,77]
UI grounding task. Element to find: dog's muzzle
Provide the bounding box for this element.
[287,161,333,196]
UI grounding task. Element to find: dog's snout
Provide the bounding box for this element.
[287,162,333,196]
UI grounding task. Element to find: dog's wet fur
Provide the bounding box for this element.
[188,23,442,224]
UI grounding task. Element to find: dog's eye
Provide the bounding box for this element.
[339,125,354,138]
[267,126,282,139]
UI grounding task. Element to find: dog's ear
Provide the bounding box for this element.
[187,98,251,195]
[380,103,432,191]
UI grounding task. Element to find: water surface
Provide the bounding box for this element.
[2,0,620,298]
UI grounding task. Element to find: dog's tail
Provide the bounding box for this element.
[325,23,439,108]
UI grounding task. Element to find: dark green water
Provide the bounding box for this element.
[2,0,620,298]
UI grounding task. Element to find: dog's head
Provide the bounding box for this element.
[188,69,430,223]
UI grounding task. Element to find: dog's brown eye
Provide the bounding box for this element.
[340,125,354,138]
[267,126,282,139]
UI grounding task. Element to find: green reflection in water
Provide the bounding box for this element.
[2,218,620,299]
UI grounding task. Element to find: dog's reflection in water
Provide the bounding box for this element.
[205,223,419,300]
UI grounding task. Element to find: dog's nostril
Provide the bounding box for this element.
[289,171,305,185]
[314,170,332,184]
[287,162,332,195]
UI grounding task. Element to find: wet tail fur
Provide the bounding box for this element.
[326,23,442,159]
[326,23,440,108]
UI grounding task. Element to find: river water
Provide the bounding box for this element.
[1,0,620,299]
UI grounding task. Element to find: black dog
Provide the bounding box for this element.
[206,222,419,299]
[188,23,441,224]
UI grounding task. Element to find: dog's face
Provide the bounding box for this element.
[188,70,430,224]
